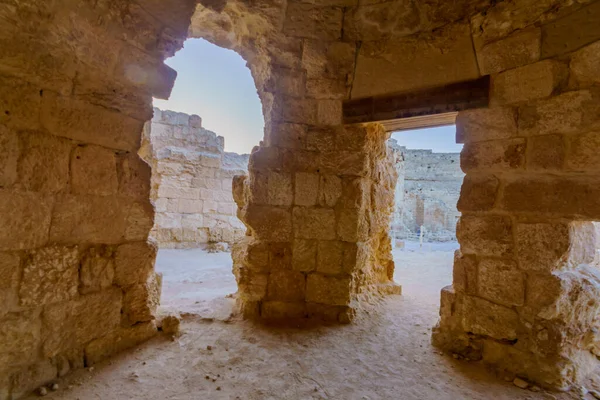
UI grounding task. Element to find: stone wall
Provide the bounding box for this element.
[143,108,248,249]
[391,144,463,241]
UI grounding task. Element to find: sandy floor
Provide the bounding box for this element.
[30,242,598,399]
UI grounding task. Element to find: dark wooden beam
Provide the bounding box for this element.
[343,76,490,129]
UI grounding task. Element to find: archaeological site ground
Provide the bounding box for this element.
[2,0,600,399]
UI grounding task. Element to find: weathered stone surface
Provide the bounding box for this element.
[317,240,344,275]
[0,310,41,370]
[0,252,20,316]
[570,41,600,88]
[490,60,568,106]
[292,239,317,272]
[17,130,72,193]
[293,207,336,240]
[319,175,342,207]
[306,274,351,306]
[85,322,157,365]
[284,3,343,41]
[462,295,519,340]
[527,134,565,170]
[114,242,157,287]
[457,215,513,257]
[457,175,499,212]
[294,172,319,206]
[475,28,541,75]
[0,125,18,188]
[267,269,306,302]
[477,258,524,307]
[80,246,115,294]
[456,107,518,144]
[19,246,79,307]
[43,289,122,357]
[353,22,480,98]
[566,131,600,171]
[71,145,118,196]
[452,251,477,295]
[10,360,57,400]
[122,273,161,325]
[461,139,525,171]
[261,301,306,319]
[0,190,52,251]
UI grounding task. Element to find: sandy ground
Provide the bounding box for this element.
[30,242,599,400]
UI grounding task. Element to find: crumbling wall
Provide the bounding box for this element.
[143,108,248,249]
[395,148,462,241]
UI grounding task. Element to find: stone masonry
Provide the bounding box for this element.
[391,143,463,241]
[1,0,600,397]
[142,108,248,249]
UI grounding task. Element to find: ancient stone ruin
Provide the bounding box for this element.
[142,108,248,249]
[1,0,600,397]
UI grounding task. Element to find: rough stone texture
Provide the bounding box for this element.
[143,108,248,248]
[390,142,463,241]
[1,0,600,396]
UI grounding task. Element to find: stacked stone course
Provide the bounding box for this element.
[143,108,248,249]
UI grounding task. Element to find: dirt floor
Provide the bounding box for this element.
[30,242,600,399]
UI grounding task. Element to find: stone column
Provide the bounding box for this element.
[433,39,600,389]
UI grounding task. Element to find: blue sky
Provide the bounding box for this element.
[154,38,463,154]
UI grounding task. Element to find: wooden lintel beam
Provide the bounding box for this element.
[343,76,490,128]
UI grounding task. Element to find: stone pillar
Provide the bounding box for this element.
[433,37,600,389]
[232,121,400,322]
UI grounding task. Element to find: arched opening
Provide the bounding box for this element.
[142,38,263,316]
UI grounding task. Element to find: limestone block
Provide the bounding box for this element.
[317,240,344,275]
[316,99,342,126]
[353,22,479,98]
[240,239,269,273]
[456,175,499,212]
[455,107,518,144]
[477,258,524,307]
[0,252,20,316]
[41,92,144,151]
[267,172,293,206]
[267,269,306,302]
[566,131,600,171]
[248,146,282,171]
[337,209,368,242]
[244,205,292,242]
[268,243,292,270]
[49,194,128,244]
[17,130,72,193]
[306,78,347,100]
[541,1,600,58]
[270,123,306,150]
[0,310,41,370]
[321,151,368,176]
[71,145,119,196]
[19,245,79,307]
[116,152,151,200]
[283,3,343,41]
[294,173,319,206]
[178,198,203,214]
[527,134,565,170]
[0,126,18,188]
[85,321,157,365]
[125,201,154,241]
[235,270,268,302]
[343,1,421,41]
[319,175,342,207]
[80,246,115,294]
[122,273,161,325]
[452,250,477,295]
[302,40,355,80]
[475,28,541,75]
[114,242,157,287]
[261,301,306,319]
[457,215,513,257]
[292,239,317,272]
[10,360,57,400]
[0,78,43,131]
[570,41,600,87]
[306,274,351,306]
[265,67,306,97]
[500,176,600,217]
[490,60,568,106]
[276,97,317,125]
[340,177,370,209]
[515,222,596,272]
[282,149,321,174]
[43,288,122,357]
[519,90,598,136]
[461,139,525,172]
[203,200,218,213]
[292,207,336,240]
[306,127,335,152]
[462,295,519,340]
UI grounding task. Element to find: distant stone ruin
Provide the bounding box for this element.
[141,108,249,249]
[390,140,463,242]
